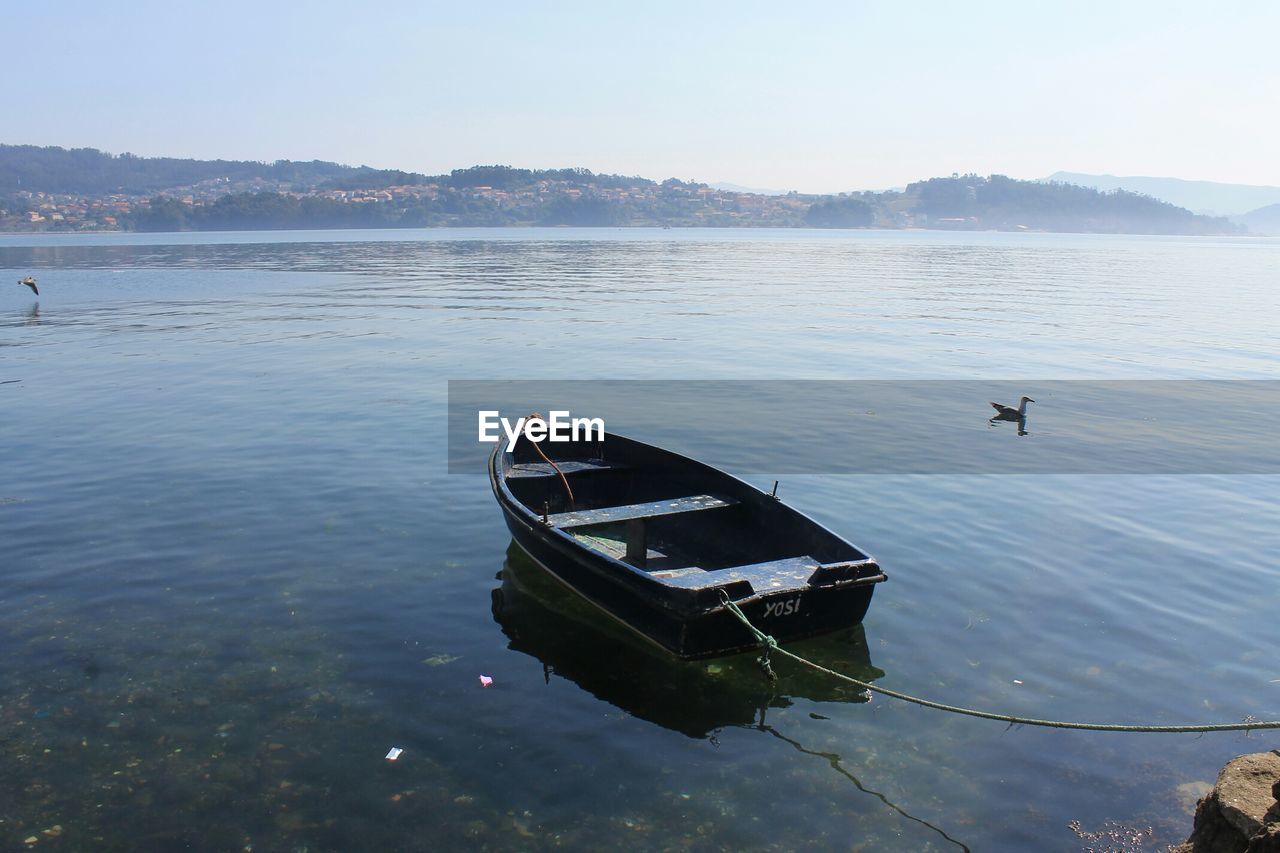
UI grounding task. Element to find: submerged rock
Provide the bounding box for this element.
[1179,781,1217,814]
[1175,750,1280,853]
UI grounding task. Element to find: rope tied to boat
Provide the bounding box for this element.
[718,591,779,683]
[525,412,575,510]
[717,593,1280,734]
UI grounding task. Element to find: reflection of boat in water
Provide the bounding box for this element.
[490,430,887,659]
[492,545,885,739]
[494,548,970,850]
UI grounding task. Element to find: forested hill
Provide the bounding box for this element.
[0,145,1244,235]
[900,175,1232,235]
[0,144,361,195]
[0,145,652,196]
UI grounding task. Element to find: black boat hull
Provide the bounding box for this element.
[498,487,880,660]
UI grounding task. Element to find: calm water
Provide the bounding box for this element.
[2,228,1278,851]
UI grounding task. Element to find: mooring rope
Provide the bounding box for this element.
[717,593,1280,734]
[525,411,575,509]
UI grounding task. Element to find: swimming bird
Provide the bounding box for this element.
[989,396,1034,420]
[18,276,38,296]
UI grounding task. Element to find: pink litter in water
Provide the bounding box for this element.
[479,675,494,687]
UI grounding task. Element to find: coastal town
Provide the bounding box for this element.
[0,145,1242,234]
[0,173,828,232]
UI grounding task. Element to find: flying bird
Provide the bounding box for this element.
[989,396,1034,420]
[18,276,38,296]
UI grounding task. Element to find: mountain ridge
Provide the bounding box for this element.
[0,144,1246,236]
[1043,171,1280,216]
[1237,203,1280,236]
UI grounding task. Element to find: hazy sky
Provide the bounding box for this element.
[7,1,1278,192]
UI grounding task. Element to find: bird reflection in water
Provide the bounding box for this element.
[25,303,40,326]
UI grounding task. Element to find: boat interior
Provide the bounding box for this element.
[500,437,873,590]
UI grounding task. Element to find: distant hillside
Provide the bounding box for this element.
[1238,203,1280,236]
[109,173,1233,235]
[1044,171,1280,216]
[0,145,1243,235]
[0,145,657,197]
[896,174,1237,235]
[0,144,355,195]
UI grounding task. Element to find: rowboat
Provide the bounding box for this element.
[488,430,887,659]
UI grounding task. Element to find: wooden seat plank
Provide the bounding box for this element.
[657,556,819,590]
[547,494,737,529]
